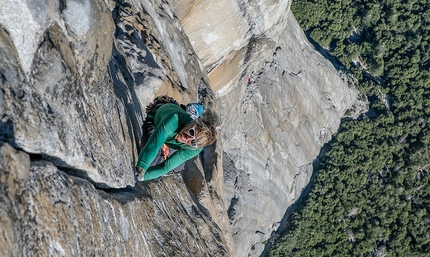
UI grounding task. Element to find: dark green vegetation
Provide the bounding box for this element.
[269,0,430,256]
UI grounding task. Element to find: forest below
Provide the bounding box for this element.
[269,0,430,256]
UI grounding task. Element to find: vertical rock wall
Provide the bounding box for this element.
[0,143,229,256]
[171,1,366,256]
[0,0,217,189]
[0,0,233,255]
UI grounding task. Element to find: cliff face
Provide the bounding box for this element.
[1,0,231,255]
[1,143,228,256]
[0,0,364,256]
[172,1,365,256]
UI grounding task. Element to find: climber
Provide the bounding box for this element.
[135,96,218,181]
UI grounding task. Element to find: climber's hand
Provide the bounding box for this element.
[135,167,145,181]
[161,144,170,160]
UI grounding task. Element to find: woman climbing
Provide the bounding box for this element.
[135,96,218,181]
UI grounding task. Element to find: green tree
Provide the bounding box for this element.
[270,0,430,255]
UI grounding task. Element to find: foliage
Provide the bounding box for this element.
[269,0,430,256]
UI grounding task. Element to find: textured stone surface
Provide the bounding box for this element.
[171,0,290,71]
[216,17,364,255]
[0,0,232,255]
[0,0,214,189]
[0,143,228,257]
[171,1,367,256]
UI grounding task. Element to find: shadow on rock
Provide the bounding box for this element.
[96,181,152,204]
[0,118,17,149]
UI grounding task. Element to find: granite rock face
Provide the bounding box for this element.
[171,1,366,256]
[171,0,290,73]
[1,0,232,256]
[0,143,228,256]
[0,0,214,188]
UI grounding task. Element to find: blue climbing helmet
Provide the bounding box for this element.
[185,103,204,120]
